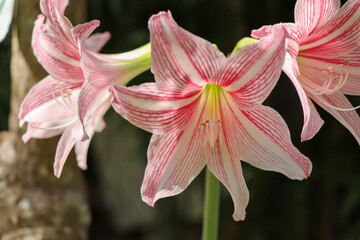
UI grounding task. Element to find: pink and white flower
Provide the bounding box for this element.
[252,0,360,143]
[19,0,151,177]
[111,12,312,220]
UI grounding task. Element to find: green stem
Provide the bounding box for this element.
[202,167,221,240]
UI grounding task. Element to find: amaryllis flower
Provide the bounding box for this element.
[111,12,312,220]
[19,0,151,177]
[252,0,360,143]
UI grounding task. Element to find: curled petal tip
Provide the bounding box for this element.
[233,212,246,221]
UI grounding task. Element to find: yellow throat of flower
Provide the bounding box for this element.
[199,84,224,148]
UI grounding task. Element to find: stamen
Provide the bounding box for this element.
[49,81,76,110]
[50,81,67,108]
[303,61,350,96]
[302,61,359,111]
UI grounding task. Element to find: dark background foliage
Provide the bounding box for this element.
[1,0,359,239]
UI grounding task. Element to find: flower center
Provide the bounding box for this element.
[50,81,76,110]
[198,84,223,148]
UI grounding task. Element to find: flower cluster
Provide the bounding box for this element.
[20,0,359,220]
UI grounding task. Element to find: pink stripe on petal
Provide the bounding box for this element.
[32,15,84,82]
[300,0,360,53]
[310,91,360,145]
[141,125,206,207]
[206,134,249,221]
[223,94,312,179]
[40,0,74,44]
[295,0,340,34]
[72,20,101,51]
[19,76,81,123]
[77,81,110,140]
[110,83,202,134]
[149,11,225,87]
[222,26,287,106]
[283,54,324,141]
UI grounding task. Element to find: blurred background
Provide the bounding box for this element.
[1,0,360,239]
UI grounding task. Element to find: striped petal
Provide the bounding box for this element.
[77,81,111,140]
[205,131,249,221]
[141,115,206,207]
[222,92,312,180]
[32,15,84,82]
[149,11,226,87]
[40,0,73,43]
[220,26,287,107]
[19,76,81,125]
[338,46,360,95]
[309,91,360,145]
[110,83,202,134]
[295,0,340,34]
[300,0,360,56]
[283,54,324,141]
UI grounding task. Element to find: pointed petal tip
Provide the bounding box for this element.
[141,195,155,207]
[54,169,61,179]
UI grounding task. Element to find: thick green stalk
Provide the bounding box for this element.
[202,167,221,240]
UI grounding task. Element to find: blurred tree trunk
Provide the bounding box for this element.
[0,0,90,239]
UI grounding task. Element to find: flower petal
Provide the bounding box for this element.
[71,20,100,51]
[205,134,249,221]
[223,93,312,179]
[22,122,66,143]
[32,15,84,82]
[141,121,206,206]
[54,122,78,178]
[283,54,324,141]
[295,0,340,34]
[75,139,91,170]
[149,11,225,87]
[40,0,73,42]
[110,83,202,134]
[19,76,81,125]
[220,26,287,106]
[309,91,360,145]
[300,0,360,56]
[84,32,111,53]
[53,0,68,15]
[77,81,111,140]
